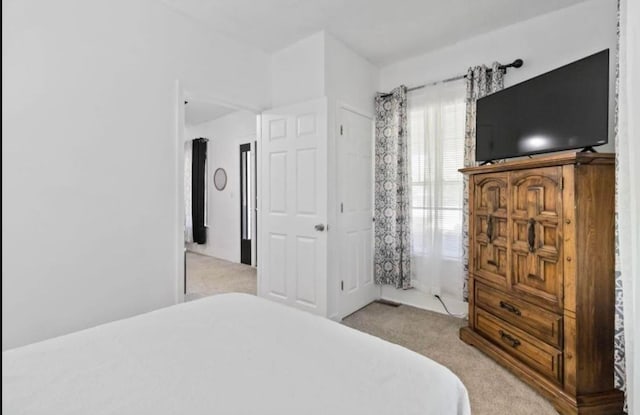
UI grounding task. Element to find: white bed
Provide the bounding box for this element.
[3,293,470,415]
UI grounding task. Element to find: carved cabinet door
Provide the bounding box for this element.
[472,174,509,288]
[509,167,563,311]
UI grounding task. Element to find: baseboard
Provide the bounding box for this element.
[374,299,401,307]
[185,249,241,264]
[380,286,468,318]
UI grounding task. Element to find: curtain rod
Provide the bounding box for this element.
[379,58,524,98]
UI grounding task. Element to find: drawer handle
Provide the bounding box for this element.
[499,301,522,316]
[499,330,521,348]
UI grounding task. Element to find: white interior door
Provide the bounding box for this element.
[337,107,378,317]
[259,98,327,316]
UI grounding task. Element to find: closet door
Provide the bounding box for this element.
[509,167,563,312]
[337,107,377,318]
[472,173,509,288]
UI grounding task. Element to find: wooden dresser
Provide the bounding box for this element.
[459,152,624,414]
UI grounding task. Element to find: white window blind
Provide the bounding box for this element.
[408,81,465,298]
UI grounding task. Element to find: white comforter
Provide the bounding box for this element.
[3,293,470,415]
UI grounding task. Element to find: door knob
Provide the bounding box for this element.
[314,224,325,232]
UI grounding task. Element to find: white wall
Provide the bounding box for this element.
[2,0,270,350]
[380,0,617,152]
[271,32,325,108]
[185,110,256,263]
[324,33,379,115]
[271,30,379,112]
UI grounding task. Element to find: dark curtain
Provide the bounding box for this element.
[192,138,207,244]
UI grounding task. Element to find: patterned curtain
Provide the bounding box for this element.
[614,0,627,404]
[374,86,411,289]
[461,63,505,301]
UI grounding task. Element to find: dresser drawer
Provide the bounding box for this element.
[475,282,562,348]
[475,308,563,383]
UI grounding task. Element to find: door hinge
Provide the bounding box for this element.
[340,125,343,135]
[341,281,344,291]
[340,202,344,213]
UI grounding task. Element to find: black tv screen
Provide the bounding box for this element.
[476,49,609,161]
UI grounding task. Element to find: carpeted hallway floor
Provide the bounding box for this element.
[185,252,256,300]
[185,252,555,414]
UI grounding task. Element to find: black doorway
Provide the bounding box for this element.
[240,143,252,265]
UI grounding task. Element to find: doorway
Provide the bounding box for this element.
[176,86,260,301]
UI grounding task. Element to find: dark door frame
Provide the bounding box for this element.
[240,143,252,265]
[254,140,258,265]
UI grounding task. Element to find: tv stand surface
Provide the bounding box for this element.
[461,152,615,175]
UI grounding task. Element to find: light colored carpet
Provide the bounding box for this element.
[342,302,557,415]
[185,252,256,300]
[184,255,554,414]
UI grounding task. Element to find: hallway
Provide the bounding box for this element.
[185,252,257,301]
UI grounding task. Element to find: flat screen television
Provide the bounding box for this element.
[475,49,609,162]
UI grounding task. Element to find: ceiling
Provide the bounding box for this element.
[185,100,235,126]
[162,0,587,65]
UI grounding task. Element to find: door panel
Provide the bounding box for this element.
[259,99,327,315]
[269,152,287,213]
[296,149,317,214]
[295,236,317,305]
[509,167,563,311]
[473,174,509,288]
[268,233,287,298]
[338,108,378,317]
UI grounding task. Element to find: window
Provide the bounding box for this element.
[408,81,466,295]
